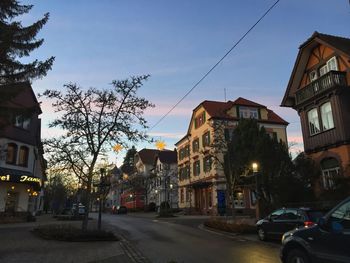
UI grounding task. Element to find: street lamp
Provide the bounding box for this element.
[169,184,173,209]
[252,162,260,220]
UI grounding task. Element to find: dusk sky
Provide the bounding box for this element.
[21,0,350,164]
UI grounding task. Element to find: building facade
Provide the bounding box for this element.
[282,32,350,194]
[0,82,45,216]
[176,97,288,216]
[148,150,178,208]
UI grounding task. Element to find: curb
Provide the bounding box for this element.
[198,224,258,242]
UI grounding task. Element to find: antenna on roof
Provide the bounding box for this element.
[224,88,227,102]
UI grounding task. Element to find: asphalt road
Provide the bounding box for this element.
[100,213,281,263]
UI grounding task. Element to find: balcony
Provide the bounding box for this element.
[295,71,347,105]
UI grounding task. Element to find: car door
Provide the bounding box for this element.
[264,209,286,239]
[312,198,350,263]
[279,209,304,234]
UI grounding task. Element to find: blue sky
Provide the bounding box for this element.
[21,0,350,164]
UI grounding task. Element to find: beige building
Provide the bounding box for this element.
[176,97,288,216]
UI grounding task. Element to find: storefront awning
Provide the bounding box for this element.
[0,168,42,191]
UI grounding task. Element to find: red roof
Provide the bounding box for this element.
[199,98,288,125]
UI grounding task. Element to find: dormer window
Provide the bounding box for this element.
[239,107,258,119]
[194,111,206,129]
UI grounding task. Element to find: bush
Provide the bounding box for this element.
[158,201,175,218]
[32,224,118,241]
[204,219,256,234]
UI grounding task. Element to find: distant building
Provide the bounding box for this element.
[149,150,178,208]
[176,97,288,216]
[282,32,350,195]
[0,82,46,216]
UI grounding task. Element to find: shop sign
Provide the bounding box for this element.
[0,174,41,186]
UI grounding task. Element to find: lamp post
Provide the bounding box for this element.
[252,162,260,220]
[169,184,173,209]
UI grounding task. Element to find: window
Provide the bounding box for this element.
[186,188,190,202]
[179,145,190,160]
[321,158,340,190]
[18,146,29,167]
[203,156,212,172]
[319,56,338,76]
[194,111,206,129]
[308,108,320,135]
[202,131,210,147]
[233,191,245,208]
[6,143,18,164]
[193,160,200,176]
[239,107,258,119]
[321,102,334,130]
[192,139,199,153]
[329,199,350,231]
[270,209,285,220]
[278,209,302,221]
[309,70,318,82]
[14,115,31,130]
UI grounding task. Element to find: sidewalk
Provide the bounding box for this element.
[0,214,133,263]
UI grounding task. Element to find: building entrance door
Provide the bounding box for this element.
[5,192,19,213]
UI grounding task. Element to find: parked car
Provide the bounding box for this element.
[112,205,127,214]
[280,197,350,263]
[71,203,85,215]
[256,207,325,241]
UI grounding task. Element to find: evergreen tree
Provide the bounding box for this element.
[0,0,54,128]
[0,0,54,84]
[121,146,137,175]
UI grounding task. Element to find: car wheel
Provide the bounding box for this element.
[257,227,267,241]
[286,249,309,263]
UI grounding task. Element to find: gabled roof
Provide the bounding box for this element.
[281,32,350,107]
[231,97,266,108]
[0,81,42,113]
[157,150,177,164]
[176,97,288,145]
[137,148,160,165]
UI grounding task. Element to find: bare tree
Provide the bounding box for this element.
[42,75,154,230]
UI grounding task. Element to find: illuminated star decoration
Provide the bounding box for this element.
[113,144,123,153]
[155,140,166,150]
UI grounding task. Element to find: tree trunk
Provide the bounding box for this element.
[82,175,92,231]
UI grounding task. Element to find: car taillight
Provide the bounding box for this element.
[304,221,315,227]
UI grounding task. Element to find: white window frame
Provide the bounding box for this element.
[239,107,258,119]
[307,108,320,135]
[322,167,340,190]
[327,56,338,71]
[320,102,334,131]
[309,70,318,82]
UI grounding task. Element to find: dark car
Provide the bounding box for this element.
[281,197,350,263]
[256,207,324,241]
[112,205,127,214]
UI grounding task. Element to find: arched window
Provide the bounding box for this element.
[6,143,18,164]
[18,146,29,167]
[321,158,340,190]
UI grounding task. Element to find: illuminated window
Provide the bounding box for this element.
[6,143,18,164]
[18,146,29,166]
